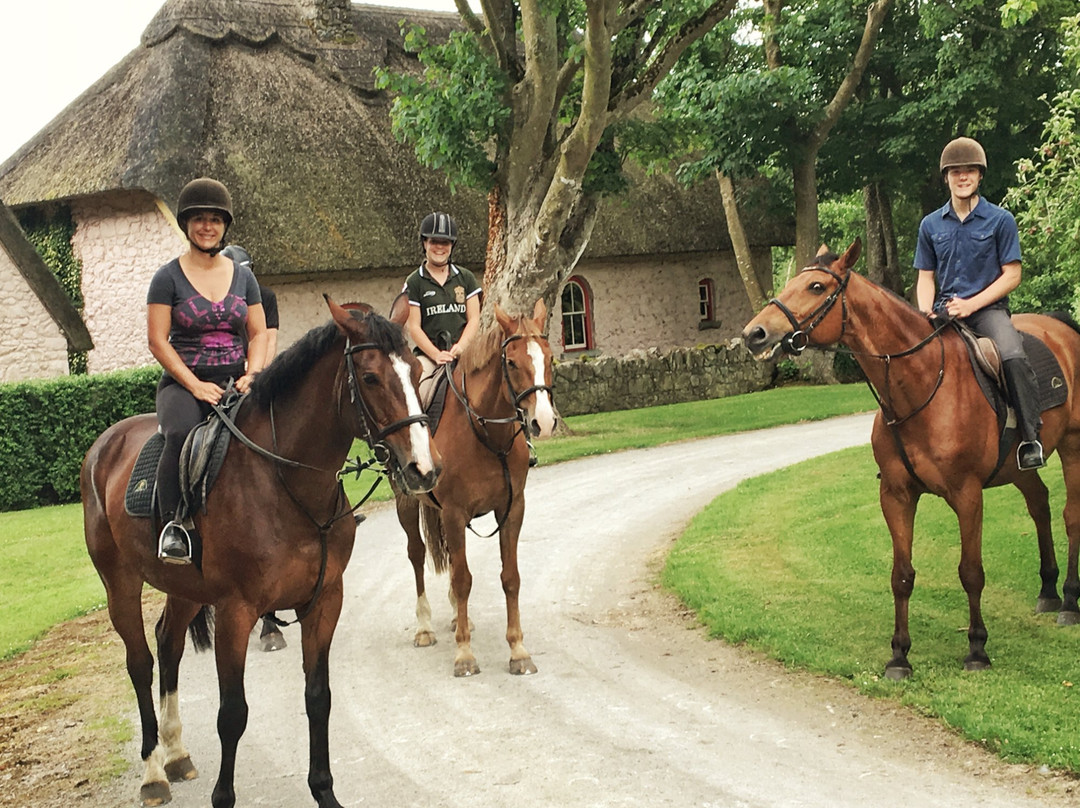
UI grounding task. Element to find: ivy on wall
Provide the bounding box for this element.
[15,205,87,374]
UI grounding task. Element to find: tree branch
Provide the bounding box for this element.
[812,0,894,151]
[608,0,737,120]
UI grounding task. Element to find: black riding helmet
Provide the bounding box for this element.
[177,178,233,256]
[420,211,457,244]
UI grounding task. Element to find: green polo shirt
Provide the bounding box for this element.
[403,263,481,352]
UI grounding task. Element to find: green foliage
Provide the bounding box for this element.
[15,206,87,375]
[664,448,1080,771]
[374,25,510,191]
[1004,16,1080,315]
[0,367,158,511]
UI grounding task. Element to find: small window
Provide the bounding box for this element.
[561,276,593,351]
[699,278,715,321]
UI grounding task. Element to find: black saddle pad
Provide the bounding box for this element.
[125,431,164,518]
[1028,332,1069,412]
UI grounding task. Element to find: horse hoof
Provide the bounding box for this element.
[260,631,287,652]
[509,657,537,675]
[413,631,437,648]
[963,658,992,672]
[1057,610,1080,626]
[140,780,171,806]
[164,755,198,782]
[1036,597,1063,614]
[883,664,912,681]
[454,659,481,677]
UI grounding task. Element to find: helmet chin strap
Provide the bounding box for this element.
[193,242,225,257]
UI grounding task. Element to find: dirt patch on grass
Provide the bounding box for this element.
[0,605,147,808]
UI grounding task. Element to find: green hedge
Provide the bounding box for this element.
[0,367,159,511]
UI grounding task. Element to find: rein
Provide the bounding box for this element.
[443,333,552,538]
[212,338,428,623]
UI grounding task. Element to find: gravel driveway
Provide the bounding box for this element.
[121,412,1079,807]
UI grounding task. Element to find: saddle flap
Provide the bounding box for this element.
[955,322,1005,385]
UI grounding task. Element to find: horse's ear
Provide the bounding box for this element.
[531,298,547,327]
[388,291,410,326]
[841,238,862,269]
[815,244,830,257]
[325,294,358,333]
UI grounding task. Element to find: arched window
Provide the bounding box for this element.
[698,278,715,322]
[561,276,593,351]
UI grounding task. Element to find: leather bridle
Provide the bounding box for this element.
[767,265,850,356]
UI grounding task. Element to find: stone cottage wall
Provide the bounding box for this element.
[70,191,185,374]
[550,249,769,359]
[0,242,69,381]
[553,340,776,416]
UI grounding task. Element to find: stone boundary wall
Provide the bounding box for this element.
[553,340,777,416]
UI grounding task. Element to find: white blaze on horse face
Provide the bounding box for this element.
[391,354,436,475]
[527,341,557,437]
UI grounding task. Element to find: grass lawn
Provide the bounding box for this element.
[664,446,1080,772]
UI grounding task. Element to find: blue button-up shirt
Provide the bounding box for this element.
[914,197,1022,313]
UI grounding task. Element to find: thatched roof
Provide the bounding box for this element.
[0,0,789,277]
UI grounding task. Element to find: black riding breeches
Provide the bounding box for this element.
[155,375,214,519]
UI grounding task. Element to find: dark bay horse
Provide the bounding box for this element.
[391,299,558,676]
[82,298,441,808]
[742,240,1080,679]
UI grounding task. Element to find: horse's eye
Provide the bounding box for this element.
[507,359,518,369]
[362,372,379,385]
[808,282,826,294]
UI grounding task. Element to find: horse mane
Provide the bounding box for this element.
[248,310,408,409]
[458,311,544,375]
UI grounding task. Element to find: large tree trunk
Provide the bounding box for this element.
[792,155,821,272]
[863,182,903,294]
[716,170,766,311]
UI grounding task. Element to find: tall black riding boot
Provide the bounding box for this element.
[1003,357,1046,470]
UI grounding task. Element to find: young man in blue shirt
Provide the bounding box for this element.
[915,136,1044,470]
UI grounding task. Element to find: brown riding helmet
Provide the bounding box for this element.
[939,137,987,177]
[176,177,234,229]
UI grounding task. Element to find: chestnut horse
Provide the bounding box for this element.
[742,240,1080,679]
[391,299,558,676]
[82,298,440,808]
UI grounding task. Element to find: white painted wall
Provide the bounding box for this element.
[11,190,763,378]
[0,240,69,382]
[71,190,185,374]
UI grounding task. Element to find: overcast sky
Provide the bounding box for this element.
[0,0,460,163]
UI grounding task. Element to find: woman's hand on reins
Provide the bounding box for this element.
[189,379,226,404]
[236,372,258,394]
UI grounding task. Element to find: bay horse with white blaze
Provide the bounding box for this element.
[82,297,440,808]
[391,298,558,676]
[742,240,1080,679]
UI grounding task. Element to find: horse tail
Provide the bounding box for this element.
[188,605,215,653]
[420,504,449,574]
[1044,311,1080,336]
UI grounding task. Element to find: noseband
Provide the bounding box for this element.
[767,265,850,355]
[343,339,430,463]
